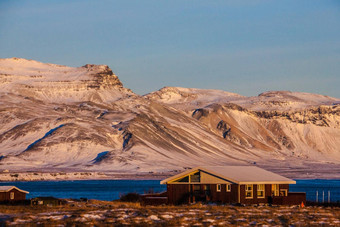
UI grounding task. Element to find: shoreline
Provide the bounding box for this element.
[1,171,340,182]
[0,172,171,182]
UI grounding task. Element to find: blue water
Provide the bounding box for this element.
[0,179,339,202]
[0,180,166,201]
[290,179,340,203]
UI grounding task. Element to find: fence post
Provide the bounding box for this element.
[322,191,324,203]
[316,191,318,203]
[328,191,330,203]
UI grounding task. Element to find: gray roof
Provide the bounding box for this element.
[0,186,29,193]
[161,166,296,185]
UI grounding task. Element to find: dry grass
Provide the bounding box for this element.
[0,200,339,226]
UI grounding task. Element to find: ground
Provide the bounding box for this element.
[0,200,339,226]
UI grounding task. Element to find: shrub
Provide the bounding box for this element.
[119,193,141,202]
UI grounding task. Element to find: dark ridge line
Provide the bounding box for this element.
[22,124,65,152]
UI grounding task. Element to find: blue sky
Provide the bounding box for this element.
[1,0,339,97]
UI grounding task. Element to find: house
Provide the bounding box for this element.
[0,186,29,202]
[31,197,64,206]
[160,166,306,205]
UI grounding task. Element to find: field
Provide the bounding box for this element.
[0,200,339,226]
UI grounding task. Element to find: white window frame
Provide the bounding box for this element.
[217,184,221,192]
[226,184,231,192]
[245,184,253,199]
[257,184,265,198]
[10,192,14,200]
[272,184,279,196]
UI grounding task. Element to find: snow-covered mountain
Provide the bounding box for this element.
[0,58,135,103]
[1,58,339,178]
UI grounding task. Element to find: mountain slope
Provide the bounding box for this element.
[0,58,339,178]
[0,58,135,103]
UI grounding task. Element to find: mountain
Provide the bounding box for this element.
[1,58,339,178]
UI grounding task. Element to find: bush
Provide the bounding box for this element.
[119,193,141,202]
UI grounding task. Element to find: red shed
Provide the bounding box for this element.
[161,166,306,205]
[0,186,29,202]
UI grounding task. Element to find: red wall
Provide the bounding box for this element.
[0,188,27,201]
[167,183,295,205]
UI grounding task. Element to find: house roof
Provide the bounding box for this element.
[0,186,29,194]
[161,166,296,185]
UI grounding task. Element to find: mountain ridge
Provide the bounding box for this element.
[0,58,339,178]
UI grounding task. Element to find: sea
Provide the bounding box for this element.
[0,179,339,202]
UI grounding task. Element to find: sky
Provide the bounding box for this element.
[1,0,340,97]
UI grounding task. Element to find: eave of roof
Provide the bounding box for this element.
[161,166,296,185]
[0,186,29,194]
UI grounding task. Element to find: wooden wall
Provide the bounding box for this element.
[0,188,27,201]
[240,184,290,204]
[167,184,190,205]
[167,183,238,205]
[167,183,294,205]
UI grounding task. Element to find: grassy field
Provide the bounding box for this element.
[0,200,339,226]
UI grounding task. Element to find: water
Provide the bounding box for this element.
[0,180,166,201]
[0,179,339,202]
[290,179,340,203]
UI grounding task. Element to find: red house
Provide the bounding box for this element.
[0,186,29,202]
[160,166,306,205]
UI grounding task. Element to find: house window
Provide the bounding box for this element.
[217,184,221,192]
[280,189,288,196]
[10,192,14,200]
[176,176,189,182]
[190,172,200,182]
[257,184,265,198]
[203,185,209,191]
[272,184,279,196]
[193,185,200,191]
[245,184,253,199]
[226,184,231,192]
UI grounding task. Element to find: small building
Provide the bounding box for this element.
[31,197,64,206]
[161,166,306,205]
[0,186,29,202]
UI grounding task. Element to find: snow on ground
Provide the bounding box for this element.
[0,200,339,226]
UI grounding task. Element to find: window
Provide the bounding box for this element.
[176,176,189,182]
[280,189,288,196]
[226,184,231,192]
[193,185,200,191]
[10,192,14,200]
[272,184,279,196]
[190,172,200,182]
[217,184,221,192]
[257,184,265,198]
[245,184,253,199]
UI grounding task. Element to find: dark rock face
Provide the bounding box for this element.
[123,131,133,149]
[192,109,210,120]
[255,106,340,127]
[216,120,231,138]
[82,64,123,89]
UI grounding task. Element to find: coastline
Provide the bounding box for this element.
[1,170,340,182]
[0,172,171,182]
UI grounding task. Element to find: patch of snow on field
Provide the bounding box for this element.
[148,215,160,221]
